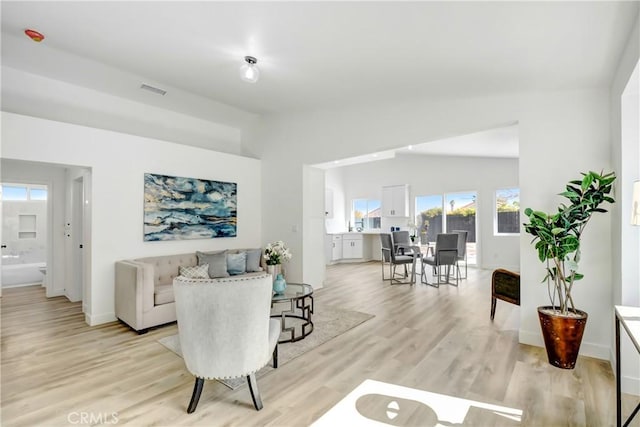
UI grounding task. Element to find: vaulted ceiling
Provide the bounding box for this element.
[2,1,638,119]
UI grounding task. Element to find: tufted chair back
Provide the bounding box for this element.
[173,274,279,380]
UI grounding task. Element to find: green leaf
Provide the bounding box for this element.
[532,211,548,220]
[565,259,578,272]
[524,207,533,216]
[551,227,564,235]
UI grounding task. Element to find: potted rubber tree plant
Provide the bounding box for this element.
[523,170,616,369]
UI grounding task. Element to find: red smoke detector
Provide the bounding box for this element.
[25,29,45,42]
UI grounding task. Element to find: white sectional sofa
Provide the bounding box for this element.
[115,249,265,333]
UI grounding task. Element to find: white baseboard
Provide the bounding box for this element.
[609,347,640,396]
[519,329,610,360]
[482,263,520,272]
[85,311,117,326]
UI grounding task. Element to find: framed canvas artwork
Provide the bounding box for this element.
[144,173,237,241]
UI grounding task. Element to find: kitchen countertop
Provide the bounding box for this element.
[327,231,384,235]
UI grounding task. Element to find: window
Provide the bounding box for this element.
[30,188,48,200]
[352,199,381,230]
[1,184,47,201]
[2,185,28,201]
[495,188,520,235]
[445,192,477,234]
[416,191,477,264]
[415,194,443,243]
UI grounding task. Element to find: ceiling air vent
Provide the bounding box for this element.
[140,83,167,96]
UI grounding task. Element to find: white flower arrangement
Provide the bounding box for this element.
[406,219,417,237]
[264,240,292,266]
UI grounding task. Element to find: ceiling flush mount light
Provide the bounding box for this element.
[240,56,260,83]
[25,29,45,42]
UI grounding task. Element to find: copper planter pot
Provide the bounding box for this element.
[537,306,588,370]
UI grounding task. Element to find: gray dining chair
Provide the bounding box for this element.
[452,230,468,279]
[420,233,459,287]
[392,230,412,255]
[380,233,420,285]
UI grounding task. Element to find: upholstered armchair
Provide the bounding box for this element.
[173,274,280,413]
[490,268,521,320]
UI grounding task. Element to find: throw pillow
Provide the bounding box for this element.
[179,264,209,279]
[245,248,263,272]
[227,252,247,276]
[196,250,229,278]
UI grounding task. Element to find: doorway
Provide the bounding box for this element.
[1,183,49,288]
[71,176,85,306]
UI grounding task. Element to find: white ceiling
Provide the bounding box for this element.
[1,1,638,118]
[313,124,519,169]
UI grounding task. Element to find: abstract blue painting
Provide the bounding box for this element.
[144,173,237,241]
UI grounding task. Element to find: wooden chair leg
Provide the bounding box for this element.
[187,377,204,414]
[247,373,263,411]
[490,297,497,320]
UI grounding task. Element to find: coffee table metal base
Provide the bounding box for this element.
[271,294,314,343]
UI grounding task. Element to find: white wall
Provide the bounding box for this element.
[2,66,249,156]
[245,87,613,361]
[1,112,263,326]
[325,167,346,234]
[325,153,520,270]
[1,161,67,297]
[303,166,327,287]
[609,12,640,395]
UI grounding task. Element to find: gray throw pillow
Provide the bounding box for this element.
[245,248,263,272]
[227,252,247,275]
[196,250,229,278]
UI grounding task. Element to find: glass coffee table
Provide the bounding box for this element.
[271,283,314,343]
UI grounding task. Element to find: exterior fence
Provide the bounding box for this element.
[497,211,520,233]
[417,211,520,242]
[418,214,476,243]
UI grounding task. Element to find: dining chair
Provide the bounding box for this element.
[392,230,412,255]
[420,233,459,287]
[380,233,420,285]
[452,230,468,279]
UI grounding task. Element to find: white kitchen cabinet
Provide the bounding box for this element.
[331,234,343,260]
[382,185,409,217]
[342,234,363,259]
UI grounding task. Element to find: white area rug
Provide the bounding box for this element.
[312,379,523,427]
[159,305,374,389]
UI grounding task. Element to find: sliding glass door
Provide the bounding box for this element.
[415,195,443,244]
[444,192,477,265]
[415,191,477,265]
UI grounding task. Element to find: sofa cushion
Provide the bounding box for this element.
[179,264,209,279]
[154,284,175,305]
[133,253,198,287]
[245,248,263,272]
[227,252,247,275]
[197,251,229,278]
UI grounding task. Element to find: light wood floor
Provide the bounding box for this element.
[1,263,638,426]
